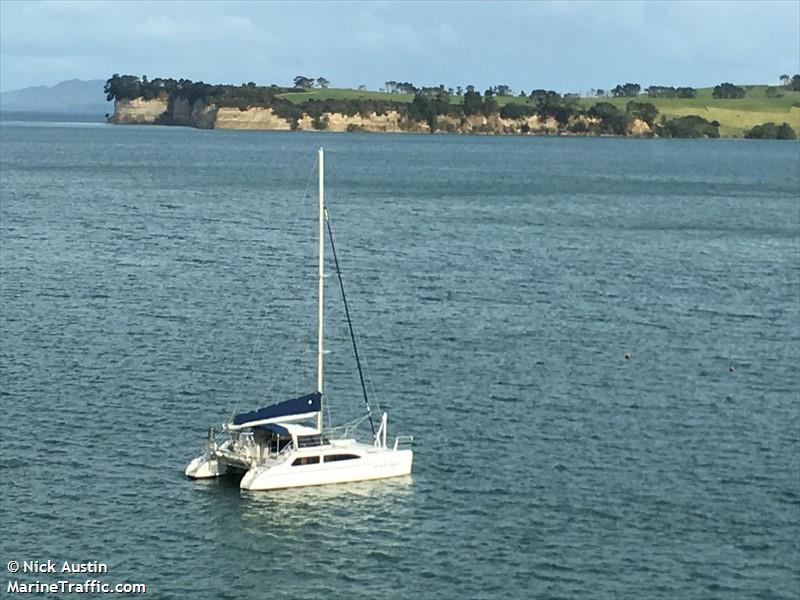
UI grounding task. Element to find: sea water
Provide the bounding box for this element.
[1,118,798,598]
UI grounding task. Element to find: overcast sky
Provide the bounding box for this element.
[1,0,798,93]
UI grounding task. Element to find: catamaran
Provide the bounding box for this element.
[185,148,413,491]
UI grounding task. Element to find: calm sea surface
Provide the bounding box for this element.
[1,117,798,599]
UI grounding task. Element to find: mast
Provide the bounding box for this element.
[316,147,324,433]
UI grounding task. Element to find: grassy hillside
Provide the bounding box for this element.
[278,88,415,103]
[579,86,800,137]
[278,85,800,137]
[278,88,539,107]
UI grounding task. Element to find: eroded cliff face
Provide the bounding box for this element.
[107,96,216,127]
[214,107,291,130]
[108,98,650,136]
[109,97,168,124]
[627,118,652,136]
[310,110,404,132]
[110,100,431,132]
[207,107,605,135]
[213,108,428,132]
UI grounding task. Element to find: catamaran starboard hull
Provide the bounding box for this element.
[240,449,413,491]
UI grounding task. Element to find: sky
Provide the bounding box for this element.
[1,0,798,93]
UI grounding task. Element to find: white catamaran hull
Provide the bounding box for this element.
[185,455,227,479]
[240,449,413,491]
[186,423,414,491]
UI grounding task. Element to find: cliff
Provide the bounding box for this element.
[108,98,423,132]
[107,97,651,136]
[108,97,169,124]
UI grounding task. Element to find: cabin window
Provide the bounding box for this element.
[291,456,320,466]
[268,436,292,455]
[297,434,330,448]
[324,454,360,462]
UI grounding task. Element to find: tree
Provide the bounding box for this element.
[531,91,576,126]
[482,88,498,116]
[500,103,536,119]
[779,74,790,86]
[407,93,436,130]
[104,74,144,101]
[612,83,641,97]
[745,122,796,139]
[647,85,678,98]
[777,122,797,139]
[495,84,512,96]
[626,101,658,126]
[646,85,695,99]
[712,82,745,99]
[462,87,483,116]
[316,77,330,89]
[529,89,559,101]
[293,75,314,89]
[395,82,417,94]
[658,115,719,138]
[596,88,605,97]
[311,114,329,130]
[792,74,800,92]
[588,102,626,134]
[358,85,367,91]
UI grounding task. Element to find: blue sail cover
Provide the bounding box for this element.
[260,423,291,436]
[232,392,321,427]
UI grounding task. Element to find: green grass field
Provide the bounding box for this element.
[278,88,415,103]
[277,85,800,137]
[279,88,548,107]
[578,86,800,136]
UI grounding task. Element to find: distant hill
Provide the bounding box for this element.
[0,79,111,115]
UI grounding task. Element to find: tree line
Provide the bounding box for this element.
[106,73,800,105]
[104,74,291,105]
[105,73,800,139]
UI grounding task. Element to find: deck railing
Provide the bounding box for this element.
[393,436,414,451]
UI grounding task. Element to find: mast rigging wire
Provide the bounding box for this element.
[324,206,376,436]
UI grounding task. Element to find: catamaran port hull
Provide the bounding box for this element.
[185,455,228,479]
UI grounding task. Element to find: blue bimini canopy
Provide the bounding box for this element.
[259,423,291,436]
[230,392,321,429]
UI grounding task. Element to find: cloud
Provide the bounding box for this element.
[1,0,798,92]
[135,16,183,40]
